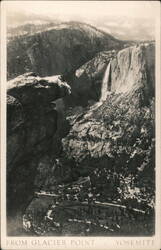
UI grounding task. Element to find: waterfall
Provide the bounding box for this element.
[84,61,111,117]
[100,61,111,102]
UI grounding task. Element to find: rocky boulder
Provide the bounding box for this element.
[7,72,71,105]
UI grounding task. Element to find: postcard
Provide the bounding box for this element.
[1,1,161,249]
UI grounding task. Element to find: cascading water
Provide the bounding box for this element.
[84,60,111,117]
[100,61,111,102]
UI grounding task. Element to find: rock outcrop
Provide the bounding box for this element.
[7,73,71,227]
[7,22,125,80]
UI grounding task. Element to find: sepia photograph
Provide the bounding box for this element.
[0,1,161,249]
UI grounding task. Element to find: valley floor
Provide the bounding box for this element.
[21,177,154,236]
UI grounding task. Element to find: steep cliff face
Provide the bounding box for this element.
[110,43,155,95]
[7,22,124,80]
[7,73,71,223]
[66,43,154,106]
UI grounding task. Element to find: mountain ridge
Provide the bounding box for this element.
[7,21,126,80]
[8,21,123,40]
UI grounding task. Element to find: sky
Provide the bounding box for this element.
[5,1,158,20]
[4,1,159,41]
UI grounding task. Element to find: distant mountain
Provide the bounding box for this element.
[7,22,60,39]
[93,16,155,41]
[7,10,155,42]
[7,21,125,79]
